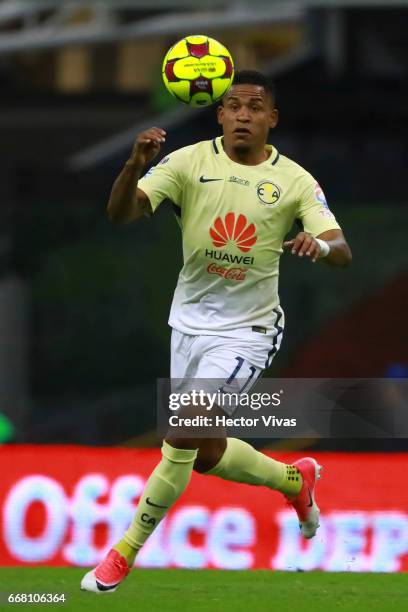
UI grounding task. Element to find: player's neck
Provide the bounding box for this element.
[222,138,270,165]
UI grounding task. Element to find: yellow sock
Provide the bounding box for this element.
[114,441,197,566]
[205,438,302,496]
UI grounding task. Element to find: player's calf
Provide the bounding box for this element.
[80,440,198,594]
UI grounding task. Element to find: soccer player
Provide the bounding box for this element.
[81,70,352,593]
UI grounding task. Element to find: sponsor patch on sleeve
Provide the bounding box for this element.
[315,182,329,208]
[318,208,336,219]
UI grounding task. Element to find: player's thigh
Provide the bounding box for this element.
[194,337,264,404]
[166,393,227,445]
[199,353,262,391]
[170,329,202,393]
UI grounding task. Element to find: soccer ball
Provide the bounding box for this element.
[162,35,234,107]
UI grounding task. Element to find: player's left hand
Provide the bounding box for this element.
[283,232,321,263]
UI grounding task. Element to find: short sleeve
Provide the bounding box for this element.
[137,149,187,213]
[296,174,341,236]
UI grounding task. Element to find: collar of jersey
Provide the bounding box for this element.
[215,136,279,168]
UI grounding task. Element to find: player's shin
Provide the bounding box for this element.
[204,437,302,496]
[114,440,197,566]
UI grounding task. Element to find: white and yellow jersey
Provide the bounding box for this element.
[138,136,340,339]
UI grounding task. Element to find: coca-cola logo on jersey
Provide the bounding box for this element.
[209,213,257,253]
[207,263,247,281]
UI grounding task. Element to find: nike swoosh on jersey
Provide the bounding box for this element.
[199,175,223,183]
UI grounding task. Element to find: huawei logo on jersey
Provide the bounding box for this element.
[209,213,257,253]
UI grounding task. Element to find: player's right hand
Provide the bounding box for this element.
[130,127,166,167]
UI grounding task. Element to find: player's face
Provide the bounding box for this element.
[217,85,278,150]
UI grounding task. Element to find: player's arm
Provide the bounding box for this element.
[107,127,166,224]
[287,175,352,267]
[283,228,352,266]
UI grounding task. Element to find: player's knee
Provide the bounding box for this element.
[194,438,227,473]
[164,436,199,450]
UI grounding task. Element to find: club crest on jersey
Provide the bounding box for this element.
[209,212,257,253]
[256,181,281,207]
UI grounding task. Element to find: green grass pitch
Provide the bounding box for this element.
[0,568,406,612]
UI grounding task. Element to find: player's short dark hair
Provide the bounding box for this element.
[228,70,276,104]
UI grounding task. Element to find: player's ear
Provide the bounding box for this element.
[217,104,224,125]
[269,108,279,129]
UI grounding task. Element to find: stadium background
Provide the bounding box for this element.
[0,0,407,573]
